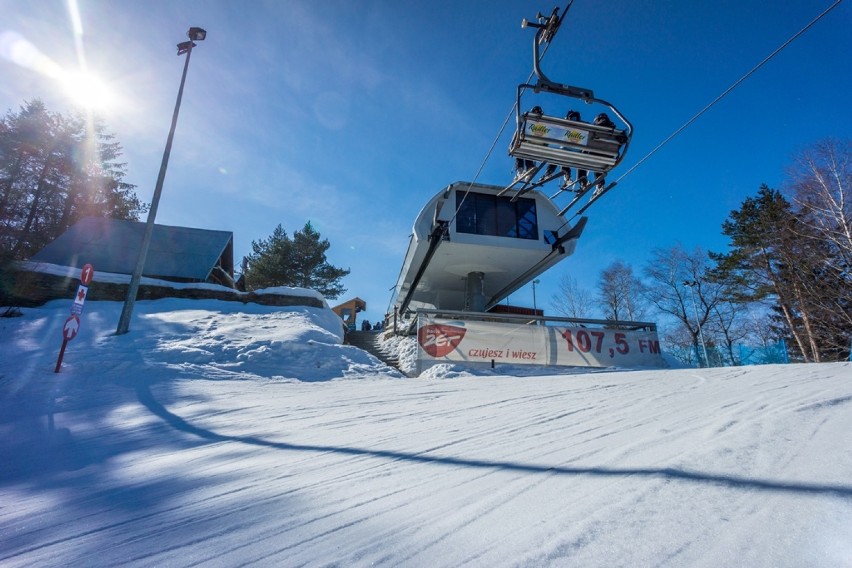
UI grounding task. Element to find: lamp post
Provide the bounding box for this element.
[116,27,207,335]
[532,278,540,313]
[683,280,709,367]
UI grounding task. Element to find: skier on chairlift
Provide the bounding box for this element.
[594,112,614,129]
[540,109,589,189]
[515,106,544,181]
[553,109,589,189]
[587,112,615,192]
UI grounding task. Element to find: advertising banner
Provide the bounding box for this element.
[417,314,665,373]
[525,119,590,146]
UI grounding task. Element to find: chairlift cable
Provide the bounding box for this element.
[557,0,844,227]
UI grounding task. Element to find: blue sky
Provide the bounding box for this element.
[2,0,850,325]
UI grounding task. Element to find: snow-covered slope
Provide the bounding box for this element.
[1,299,850,567]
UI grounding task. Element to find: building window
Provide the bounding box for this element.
[456,191,538,240]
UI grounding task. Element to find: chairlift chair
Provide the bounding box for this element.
[508,7,633,182]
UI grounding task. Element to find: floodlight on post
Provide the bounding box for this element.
[188,27,206,41]
[532,278,540,313]
[116,27,207,335]
[683,280,709,367]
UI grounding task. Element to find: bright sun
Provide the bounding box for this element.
[61,71,113,110]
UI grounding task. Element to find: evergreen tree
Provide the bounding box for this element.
[712,185,847,362]
[243,224,294,290]
[0,99,143,260]
[243,222,349,299]
[289,222,349,299]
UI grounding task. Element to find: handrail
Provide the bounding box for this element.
[415,307,658,332]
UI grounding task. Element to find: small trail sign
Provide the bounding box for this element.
[62,315,81,340]
[55,264,94,373]
[80,263,94,285]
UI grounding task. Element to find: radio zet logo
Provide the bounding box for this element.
[418,324,467,358]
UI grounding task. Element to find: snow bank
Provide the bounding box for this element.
[0,298,398,383]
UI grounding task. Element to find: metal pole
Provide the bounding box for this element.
[54,337,69,373]
[532,279,539,312]
[116,41,195,335]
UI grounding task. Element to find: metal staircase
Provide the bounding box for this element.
[346,331,405,374]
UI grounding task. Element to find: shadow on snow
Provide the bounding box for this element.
[137,382,852,500]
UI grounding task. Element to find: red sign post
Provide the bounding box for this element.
[55,316,80,372]
[55,264,94,373]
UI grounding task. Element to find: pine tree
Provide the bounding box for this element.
[243,222,349,299]
[289,222,349,299]
[0,99,143,260]
[243,224,294,290]
[713,185,843,362]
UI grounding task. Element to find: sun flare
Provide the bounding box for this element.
[61,71,113,110]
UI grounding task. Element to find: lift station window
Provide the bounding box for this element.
[455,190,538,240]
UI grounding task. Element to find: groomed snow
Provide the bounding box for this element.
[1,298,850,567]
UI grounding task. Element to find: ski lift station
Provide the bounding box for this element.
[385,179,665,372]
[389,181,586,317]
[382,6,666,372]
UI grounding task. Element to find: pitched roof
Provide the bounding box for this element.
[31,217,234,282]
